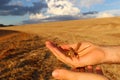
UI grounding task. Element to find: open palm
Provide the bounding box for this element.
[46,41,106,68]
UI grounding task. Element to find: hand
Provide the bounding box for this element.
[46,41,106,67]
[52,66,108,80]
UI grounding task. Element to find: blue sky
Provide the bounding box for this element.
[0,0,120,25]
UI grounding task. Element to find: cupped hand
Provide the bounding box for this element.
[46,41,106,67]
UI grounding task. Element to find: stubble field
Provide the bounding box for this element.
[0,17,120,80]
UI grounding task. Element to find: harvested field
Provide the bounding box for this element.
[0,31,66,80]
[0,17,120,80]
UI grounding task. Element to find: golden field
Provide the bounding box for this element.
[0,17,120,80]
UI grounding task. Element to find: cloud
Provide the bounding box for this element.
[82,9,120,18]
[24,15,82,24]
[8,1,23,6]
[25,9,120,24]
[96,9,120,18]
[29,0,80,20]
[28,0,106,21]
[79,0,104,8]
[96,13,114,18]
[0,0,11,6]
[0,0,48,16]
[30,13,48,19]
[46,0,80,16]
[27,0,105,24]
[24,0,120,24]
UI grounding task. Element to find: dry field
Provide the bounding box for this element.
[0,17,120,80]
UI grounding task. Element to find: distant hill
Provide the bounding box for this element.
[0,24,14,27]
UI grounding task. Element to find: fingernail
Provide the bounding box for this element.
[52,70,59,78]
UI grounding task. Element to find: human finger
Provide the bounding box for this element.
[87,65,93,73]
[46,41,73,66]
[52,69,108,80]
[60,44,77,50]
[95,66,103,75]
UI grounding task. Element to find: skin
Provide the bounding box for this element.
[46,41,120,80]
[52,68,107,80]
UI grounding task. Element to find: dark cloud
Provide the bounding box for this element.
[0,0,48,16]
[28,2,48,14]
[0,0,11,6]
[23,15,82,24]
[46,15,80,21]
[23,12,98,24]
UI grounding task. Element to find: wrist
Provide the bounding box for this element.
[101,46,120,63]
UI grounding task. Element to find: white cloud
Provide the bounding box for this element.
[96,9,120,18]
[30,13,49,19]
[28,0,120,24]
[96,13,114,18]
[104,10,120,16]
[30,0,106,20]
[46,0,80,15]
[30,0,80,19]
[79,0,104,8]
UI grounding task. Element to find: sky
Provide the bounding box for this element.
[0,0,120,25]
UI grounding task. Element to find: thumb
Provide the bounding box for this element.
[52,69,108,80]
[52,69,78,80]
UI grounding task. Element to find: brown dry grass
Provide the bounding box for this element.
[0,17,120,80]
[0,30,66,80]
